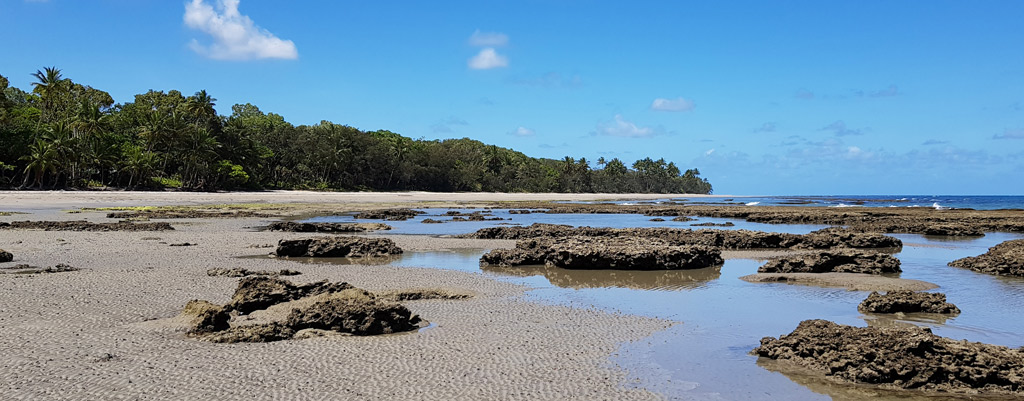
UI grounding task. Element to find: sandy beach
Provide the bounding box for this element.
[0,192,683,400]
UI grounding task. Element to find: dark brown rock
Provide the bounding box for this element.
[266,221,392,233]
[671,216,696,222]
[205,323,295,343]
[274,237,403,258]
[0,220,173,231]
[858,291,960,314]
[949,239,1024,277]
[753,319,1024,394]
[182,300,230,334]
[227,276,353,314]
[481,237,723,270]
[462,224,901,250]
[352,208,424,221]
[689,221,734,227]
[759,251,901,274]
[206,268,301,277]
[284,290,421,335]
[0,249,11,263]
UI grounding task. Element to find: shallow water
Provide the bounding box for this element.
[300,210,1024,400]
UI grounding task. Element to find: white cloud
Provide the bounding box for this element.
[510,126,535,137]
[469,30,508,47]
[650,97,695,112]
[468,48,508,70]
[595,115,662,138]
[184,0,298,61]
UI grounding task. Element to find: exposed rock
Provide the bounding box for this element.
[421,218,445,224]
[205,323,295,343]
[671,216,695,222]
[169,242,196,247]
[0,263,79,274]
[266,221,392,233]
[753,319,1024,395]
[284,290,421,335]
[649,218,665,222]
[463,224,901,250]
[227,276,353,314]
[182,300,230,334]
[376,288,474,301]
[949,239,1024,277]
[352,208,424,221]
[508,209,539,214]
[274,237,402,258]
[0,249,11,263]
[858,291,960,314]
[0,220,174,231]
[481,237,723,270]
[106,210,275,219]
[206,268,301,277]
[690,222,734,227]
[923,224,985,237]
[759,251,900,274]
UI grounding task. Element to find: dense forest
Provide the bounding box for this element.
[0,68,712,194]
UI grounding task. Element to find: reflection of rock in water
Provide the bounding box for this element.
[862,313,956,327]
[274,255,403,266]
[481,263,721,290]
[755,358,976,401]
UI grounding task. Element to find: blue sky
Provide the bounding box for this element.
[2,0,1022,195]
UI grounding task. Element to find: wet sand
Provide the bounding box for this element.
[0,196,678,400]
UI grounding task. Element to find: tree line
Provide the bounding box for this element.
[0,68,712,194]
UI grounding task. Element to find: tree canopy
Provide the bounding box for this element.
[0,68,712,194]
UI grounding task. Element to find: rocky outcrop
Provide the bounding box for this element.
[227,276,353,314]
[0,249,11,263]
[266,221,391,233]
[463,224,901,250]
[194,281,423,343]
[671,216,695,222]
[948,239,1024,277]
[690,222,734,227]
[206,268,301,277]
[0,220,174,231]
[481,237,723,270]
[352,208,424,221]
[106,210,275,219]
[753,319,1024,395]
[274,237,402,258]
[182,300,230,334]
[858,291,960,314]
[375,288,474,301]
[285,290,421,335]
[759,251,901,274]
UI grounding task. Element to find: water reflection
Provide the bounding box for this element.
[481,264,722,291]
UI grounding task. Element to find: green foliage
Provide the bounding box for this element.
[0,67,713,194]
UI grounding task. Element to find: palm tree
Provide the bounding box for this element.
[31,67,64,122]
[19,139,57,189]
[122,146,156,188]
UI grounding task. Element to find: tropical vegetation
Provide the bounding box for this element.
[0,68,712,193]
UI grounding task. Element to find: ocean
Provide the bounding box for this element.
[626,195,1024,210]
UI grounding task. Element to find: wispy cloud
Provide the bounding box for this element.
[922,139,949,145]
[509,126,536,137]
[820,120,864,137]
[594,115,663,138]
[184,0,297,61]
[507,72,582,88]
[865,84,901,98]
[794,89,815,100]
[430,116,468,134]
[754,122,777,133]
[650,97,695,112]
[993,129,1024,140]
[468,48,508,70]
[468,30,508,47]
